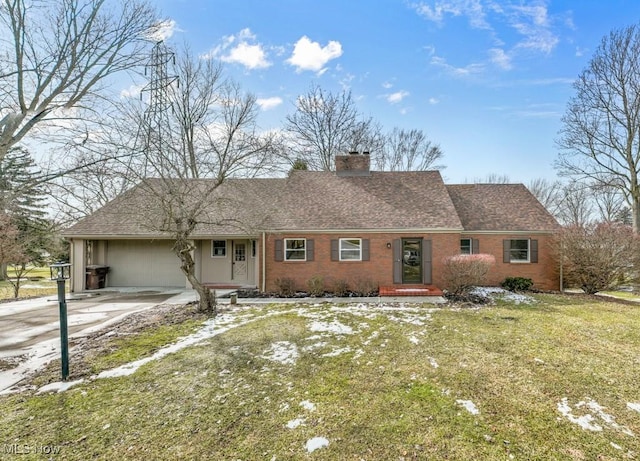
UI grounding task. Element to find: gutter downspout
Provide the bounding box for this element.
[262,232,266,292]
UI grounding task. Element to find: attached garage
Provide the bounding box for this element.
[106,240,185,287]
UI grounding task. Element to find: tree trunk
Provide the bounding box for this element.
[173,237,217,315]
[633,196,640,234]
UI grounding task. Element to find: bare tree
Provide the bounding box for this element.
[556,223,639,294]
[0,0,160,161]
[527,177,563,216]
[47,152,134,224]
[556,23,640,233]
[374,127,444,171]
[284,84,383,170]
[556,181,594,227]
[113,46,276,313]
[466,173,512,184]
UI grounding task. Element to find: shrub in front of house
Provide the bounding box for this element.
[274,277,296,297]
[501,277,534,292]
[442,253,496,296]
[354,278,378,297]
[307,275,325,297]
[332,279,350,297]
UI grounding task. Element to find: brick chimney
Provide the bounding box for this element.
[335,151,371,176]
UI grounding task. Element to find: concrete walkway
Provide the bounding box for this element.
[0,288,199,393]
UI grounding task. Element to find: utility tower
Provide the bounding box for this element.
[139,41,178,174]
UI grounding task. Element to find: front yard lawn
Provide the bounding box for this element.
[1,293,640,459]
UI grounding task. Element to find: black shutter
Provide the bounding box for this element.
[393,239,402,283]
[306,239,314,261]
[503,240,510,263]
[530,239,538,263]
[422,239,432,285]
[362,239,370,261]
[472,238,480,254]
[275,239,284,261]
[331,239,339,261]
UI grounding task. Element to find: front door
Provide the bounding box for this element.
[402,238,422,283]
[231,241,247,282]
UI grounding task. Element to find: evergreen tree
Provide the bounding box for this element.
[0,147,52,282]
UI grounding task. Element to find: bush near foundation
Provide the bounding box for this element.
[307,275,325,297]
[501,277,534,292]
[442,254,496,296]
[274,277,296,297]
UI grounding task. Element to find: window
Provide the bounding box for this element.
[460,238,472,255]
[285,239,306,261]
[211,240,227,257]
[251,240,257,258]
[340,238,362,261]
[508,239,529,262]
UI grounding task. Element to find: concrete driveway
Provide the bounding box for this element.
[0,288,197,393]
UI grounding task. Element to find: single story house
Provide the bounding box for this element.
[63,152,561,294]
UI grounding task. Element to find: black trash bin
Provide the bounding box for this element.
[86,265,109,289]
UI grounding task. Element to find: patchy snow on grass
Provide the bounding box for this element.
[386,313,427,326]
[308,319,354,335]
[428,357,439,369]
[305,437,329,453]
[628,402,640,413]
[471,287,535,305]
[558,398,634,435]
[321,346,352,358]
[408,335,420,345]
[456,399,480,415]
[300,400,316,411]
[287,418,305,429]
[36,379,85,394]
[261,341,298,365]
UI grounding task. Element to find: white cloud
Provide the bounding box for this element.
[286,36,343,73]
[387,90,409,104]
[203,28,271,70]
[412,0,490,29]
[413,0,562,61]
[430,55,484,77]
[146,19,178,42]
[507,4,559,54]
[488,48,512,70]
[256,96,283,111]
[120,84,144,99]
[429,97,439,105]
[382,81,394,89]
[222,42,270,69]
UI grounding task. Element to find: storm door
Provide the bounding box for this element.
[402,238,422,283]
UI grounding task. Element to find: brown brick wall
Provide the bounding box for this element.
[260,232,559,292]
[462,233,558,290]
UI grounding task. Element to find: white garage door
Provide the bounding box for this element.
[106,240,185,287]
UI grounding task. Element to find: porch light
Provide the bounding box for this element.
[386,242,392,249]
[50,262,71,380]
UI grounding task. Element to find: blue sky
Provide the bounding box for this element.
[149,0,640,184]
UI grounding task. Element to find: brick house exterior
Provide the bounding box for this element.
[63,153,560,293]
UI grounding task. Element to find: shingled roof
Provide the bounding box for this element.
[64,171,558,238]
[446,184,560,232]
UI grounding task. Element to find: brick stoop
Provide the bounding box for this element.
[379,285,444,297]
